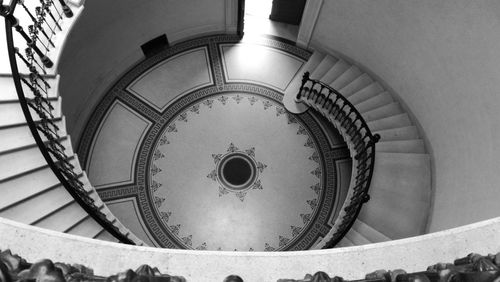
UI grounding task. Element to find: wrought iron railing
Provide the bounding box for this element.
[296,72,380,248]
[0,0,134,244]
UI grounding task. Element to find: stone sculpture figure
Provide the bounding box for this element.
[278,252,500,282]
[0,249,186,282]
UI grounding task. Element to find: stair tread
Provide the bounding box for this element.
[355,92,394,112]
[0,117,63,131]
[66,216,104,238]
[0,118,65,152]
[0,185,74,224]
[0,161,85,211]
[339,73,373,97]
[310,55,337,80]
[345,227,372,246]
[371,152,431,200]
[359,192,430,240]
[352,219,391,243]
[336,237,354,247]
[0,165,58,209]
[301,51,325,74]
[374,126,420,141]
[347,82,384,103]
[0,96,62,127]
[0,75,59,102]
[320,59,350,84]
[94,230,120,242]
[376,139,426,153]
[362,102,403,122]
[0,138,72,181]
[367,113,412,131]
[330,65,363,90]
[358,152,431,239]
[34,201,88,232]
[0,124,43,152]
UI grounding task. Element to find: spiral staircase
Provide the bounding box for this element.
[1,0,499,281]
[284,50,431,247]
[0,0,144,245]
[0,0,432,251]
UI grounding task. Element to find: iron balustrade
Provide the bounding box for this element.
[296,71,380,248]
[0,0,134,244]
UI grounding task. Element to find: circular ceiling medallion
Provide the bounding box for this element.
[208,143,267,201]
[221,154,254,187]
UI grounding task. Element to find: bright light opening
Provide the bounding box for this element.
[245,0,273,19]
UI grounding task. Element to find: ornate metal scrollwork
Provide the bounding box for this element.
[278,252,500,282]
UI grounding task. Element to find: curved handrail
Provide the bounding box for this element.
[1,0,135,244]
[296,72,380,248]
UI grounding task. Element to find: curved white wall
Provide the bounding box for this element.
[1,217,499,281]
[309,0,500,232]
[58,0,235,144]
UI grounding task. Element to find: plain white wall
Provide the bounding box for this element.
[310,0,500,232]
[58,0,231,145]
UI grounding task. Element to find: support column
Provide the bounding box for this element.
[225,0,238,34]
[297,0,323,49]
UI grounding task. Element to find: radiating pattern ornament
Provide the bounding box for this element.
[207,143,267,202]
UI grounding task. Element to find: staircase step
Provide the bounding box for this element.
[376,139,426,154]
[330,66,363,90]
[0,184,74,224]
[0,165,58,209]
[33,201,88,232]
[301,51,325,74]
[374,126,420,141]
[0,118,66,152]
[95,230,121,242]
[339,74,373,97]
[354,92,393,113]
[0,162,86,213]
[0,75,60,102]
[359,153,431,239]
[0,96,62,127]
[351,219,391,243]
[345,227,372,246]
[362,102,403,122]
[367,113,411,131]
[66,216,104,238]
[0,137,72,181]
[310,55,337,80]
[320,59,350,84]
[347,82,384,103]
[335,237,354,248]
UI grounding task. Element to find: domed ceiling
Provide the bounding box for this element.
[78,35,352,251]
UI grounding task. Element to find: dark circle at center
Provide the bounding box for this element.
[222,157,252,186]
